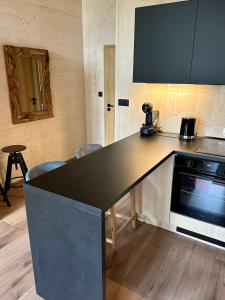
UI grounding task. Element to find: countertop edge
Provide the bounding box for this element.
[24,184,103,216]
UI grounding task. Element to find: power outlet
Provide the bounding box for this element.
[223,128,225,137]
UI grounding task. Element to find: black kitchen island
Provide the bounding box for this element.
[24,132,218,300]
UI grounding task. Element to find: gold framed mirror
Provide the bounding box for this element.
[4,45,54,124]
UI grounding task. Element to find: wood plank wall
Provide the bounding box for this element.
[0,0,86,179]
[82,0,116,145]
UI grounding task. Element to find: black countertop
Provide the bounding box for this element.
[26,132,225,214]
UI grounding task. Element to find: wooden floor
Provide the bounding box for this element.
[1,189,225,300]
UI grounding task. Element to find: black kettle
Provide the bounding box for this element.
[179,117,196,141]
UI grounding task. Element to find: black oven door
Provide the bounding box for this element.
[171,166,225,227]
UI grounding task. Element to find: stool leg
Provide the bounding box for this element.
[110,206,117,252]
[5,154,13,193]
[16,152,28,181]
[0,183,11,207]
[130,190,136,229]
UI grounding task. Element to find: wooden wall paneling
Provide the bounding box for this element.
[0,0,86,179]
[82,0,116,145]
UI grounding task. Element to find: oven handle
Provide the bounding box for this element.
[177,169,225,184]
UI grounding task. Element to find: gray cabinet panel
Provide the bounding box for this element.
[133,1,197,83]
[24,185,105,300]
[190,0,225,85]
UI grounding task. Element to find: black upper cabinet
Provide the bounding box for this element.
[133,1,197,84]
[190,0,225,85]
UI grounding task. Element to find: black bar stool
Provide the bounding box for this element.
[2,145,28,195]
[0,182,11,207]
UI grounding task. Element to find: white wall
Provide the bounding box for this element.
[82,0,116,145]
[0,0,86,180]
[116,0,225,140]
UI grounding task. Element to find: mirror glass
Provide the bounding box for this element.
[4,45,53,124]
[16,56,46,113]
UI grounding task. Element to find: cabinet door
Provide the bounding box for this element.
[191,0,225,85]
[133,1,197,83]
[139,155,174,226]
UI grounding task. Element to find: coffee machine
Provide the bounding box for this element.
[140,102,159,136]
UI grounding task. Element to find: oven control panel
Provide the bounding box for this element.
[175,155,225,177]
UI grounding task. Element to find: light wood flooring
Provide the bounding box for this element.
[1,188,225,300]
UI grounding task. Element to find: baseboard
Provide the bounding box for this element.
[137,213,175,232]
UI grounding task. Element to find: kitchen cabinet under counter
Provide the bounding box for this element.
[138,155,174,230]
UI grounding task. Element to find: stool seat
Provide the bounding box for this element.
[2,145,26,153]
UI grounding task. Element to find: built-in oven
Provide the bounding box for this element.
[171,155,225,227]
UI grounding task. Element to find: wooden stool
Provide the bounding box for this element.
[2,145,28,195]
[106,189,136,252]
[75,143,137,253]
[0,182,11,207]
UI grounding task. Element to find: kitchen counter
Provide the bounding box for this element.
[26,132,207,215]
[24,132,224,300]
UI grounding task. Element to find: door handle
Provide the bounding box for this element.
[107,104,114,108]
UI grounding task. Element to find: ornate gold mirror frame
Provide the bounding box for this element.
[4,45,54,124]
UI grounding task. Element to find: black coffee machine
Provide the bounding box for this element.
[140,102,158,136]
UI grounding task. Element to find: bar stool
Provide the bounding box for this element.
[0,182,11,207]
[76,144,137,252]
[25,161,66,181]
[2,145,28,194]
